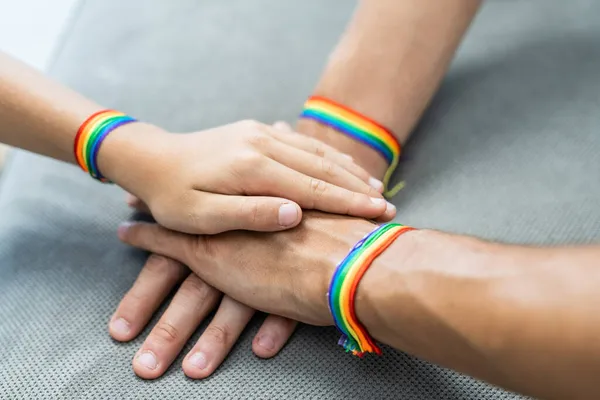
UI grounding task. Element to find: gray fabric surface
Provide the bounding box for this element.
[1,0,599,398]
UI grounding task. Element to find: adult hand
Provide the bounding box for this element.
[102,121,394,235]
[110,194,298,380]
[117,212,379,326]
[109,255,296,380]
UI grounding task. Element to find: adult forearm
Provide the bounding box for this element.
[359,230,600,399]
[299,0,481,178]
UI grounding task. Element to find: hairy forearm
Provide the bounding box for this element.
[359,230,600,399]
[299,0,481,178]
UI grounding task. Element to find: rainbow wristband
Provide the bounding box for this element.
[300,96,404,198]
[73,110,137,182]
[328,223,415,357]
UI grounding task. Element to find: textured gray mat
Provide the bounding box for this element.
[0,0,599,398]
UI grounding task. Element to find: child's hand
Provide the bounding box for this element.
[105,120,394,234]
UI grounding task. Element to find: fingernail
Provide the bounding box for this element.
[386,201,396,214]
[278,203,299,226]
[125,193,137,206]
[189,352,208,370]
[368,177,384,192]
[257,336,275,351]
[342,154,353,161]
[370,197,386,206]
[137,351,157,370]
[111,317,130,336]
[117,222,134,238]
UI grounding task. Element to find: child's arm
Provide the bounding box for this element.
[0,52,393,233]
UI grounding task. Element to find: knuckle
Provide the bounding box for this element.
[178,275,217,304]
[144,254,181,275]
[319,158,337,178]
[178,193,211,233]
[153,321,180,344]
[236,150,265,169]
[238,119,262,131]
[344,191,358,213]
[203,324,230,346]
[245,132,270,149]
[308,177,329,198]
[312,142,326,158]
[185,211,205,233]
[238,197,261,226]
[180,274,208,293]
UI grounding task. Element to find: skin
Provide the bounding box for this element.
[119,214,600,400]
[111,124,302,379]
[118,2,600,397]
[110,0,484,379]
[110,252,297,379]
[0,51,394,235]
[301,0,482,177]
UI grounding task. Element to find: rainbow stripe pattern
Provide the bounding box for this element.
[74,109,137,182]
[300,96,404,197]
[328,223,415,357]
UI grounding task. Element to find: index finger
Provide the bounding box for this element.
[118,222,197,266]
[267,127,374,186]
[254,161,391,220]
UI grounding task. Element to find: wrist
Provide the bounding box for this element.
[354,228,428,348]
[306,216,379,326]
[356,229,505,360]
[96,122,171,196]
[296,118,388,180]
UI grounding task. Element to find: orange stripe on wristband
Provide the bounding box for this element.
[300,96,404,198]
[73,109,136,181]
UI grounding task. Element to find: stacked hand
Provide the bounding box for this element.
[118,211,380,325]
[109,249,297,379]
[109,122,393,379]
[105,120,395,235]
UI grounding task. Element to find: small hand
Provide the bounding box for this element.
[109,255,296,379]
[107,121,394,235]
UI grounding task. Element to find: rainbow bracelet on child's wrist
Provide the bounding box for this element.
[300,96,404,198]
[73,109,137,182]
[328,223,415,357]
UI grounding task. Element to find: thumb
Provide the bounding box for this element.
[117,222,196,265]
[161,192,304,234]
